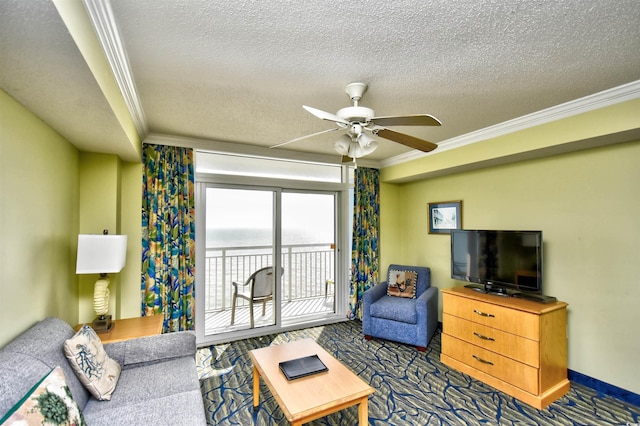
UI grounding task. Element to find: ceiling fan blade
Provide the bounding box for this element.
[303,105,350,126]
[270,128,341,149]
[371,114,441,127]
[375,128,438,152]
[341,155,353,163]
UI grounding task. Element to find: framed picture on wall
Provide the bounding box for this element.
[428,201,462,234]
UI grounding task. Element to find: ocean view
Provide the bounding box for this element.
[206,227,333,249]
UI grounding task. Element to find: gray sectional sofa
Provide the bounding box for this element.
[0,317,207,425]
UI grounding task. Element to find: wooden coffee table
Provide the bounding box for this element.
[249,338,374,426]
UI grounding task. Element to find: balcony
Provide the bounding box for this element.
[204,243,336,333]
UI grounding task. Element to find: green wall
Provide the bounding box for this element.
[77,153,122,323]
[76,153,142,324]
[119,161,143,319]
[0,90,142,347]
[0,89,80,346]
[379,139,640,395]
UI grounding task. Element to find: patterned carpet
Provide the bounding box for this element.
[197,321,639,425]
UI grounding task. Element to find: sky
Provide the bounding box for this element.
[206,188,334,233]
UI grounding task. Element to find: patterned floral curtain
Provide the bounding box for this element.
[348,167,380,320]
[141,143,195,333]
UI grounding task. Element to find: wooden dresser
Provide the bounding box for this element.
[440,286,569,409]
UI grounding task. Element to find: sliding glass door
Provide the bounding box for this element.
[281,192,336,323]
[203,187,276,334]
[199,185,337,340]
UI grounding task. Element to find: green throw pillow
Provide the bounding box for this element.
[0,366,86,425]
[387,269,418,298]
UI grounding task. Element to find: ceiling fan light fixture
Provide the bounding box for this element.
[334,134,377,159]
[348,139,378,159]
[362,140,378,155]
[357,132,375,148]
[333,134,352,155]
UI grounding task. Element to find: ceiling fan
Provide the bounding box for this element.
[272,82,441,161]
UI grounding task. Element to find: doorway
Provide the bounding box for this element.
[200,186,338,339]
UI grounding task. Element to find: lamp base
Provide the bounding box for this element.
[92,315,113,333]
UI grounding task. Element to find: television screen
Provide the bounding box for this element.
[451,230,543,294]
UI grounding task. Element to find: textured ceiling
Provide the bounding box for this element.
[1,0,639,162]
[0,0,136,160]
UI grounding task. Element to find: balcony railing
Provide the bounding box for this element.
[204,243,335,312]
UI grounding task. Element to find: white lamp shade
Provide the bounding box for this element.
[76,234,128,274]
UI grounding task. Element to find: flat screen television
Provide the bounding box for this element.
[451,230,543,295]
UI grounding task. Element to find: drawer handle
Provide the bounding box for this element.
[473,309,495,318]
[473,355,494,366]
[473,332,495,341]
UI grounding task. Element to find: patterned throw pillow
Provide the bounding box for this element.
[0,366,86,425]
[63,324,121,401]
[387,269,418,298]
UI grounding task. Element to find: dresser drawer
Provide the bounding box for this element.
[443,313,540,367]
[442,334,539,394]
[443,293,539,339]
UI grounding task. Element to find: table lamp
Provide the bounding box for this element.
[76,230,127,332]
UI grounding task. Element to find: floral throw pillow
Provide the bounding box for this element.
[0,366,86,425]
[63,324,121,401]
[387,269,418,298]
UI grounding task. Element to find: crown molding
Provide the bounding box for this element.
[146,132,381,169]
[380,79,640,168]
[145,133,353,166]
[83,0,148,138]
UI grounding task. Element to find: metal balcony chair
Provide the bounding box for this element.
[325,278,334,297]
[231,266,282,328]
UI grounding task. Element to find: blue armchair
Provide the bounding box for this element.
[363,264,439,351]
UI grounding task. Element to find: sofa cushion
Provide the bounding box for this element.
[84,391,206,426]
[104,331,196,368]
[86,356,199,411]
[387,269,417,298]
[0,318,90,410]
[64,325,121,401]
[0,366,86,425]
[370,296,417,324]
[82,356,205,425]
[0,352,53,419]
